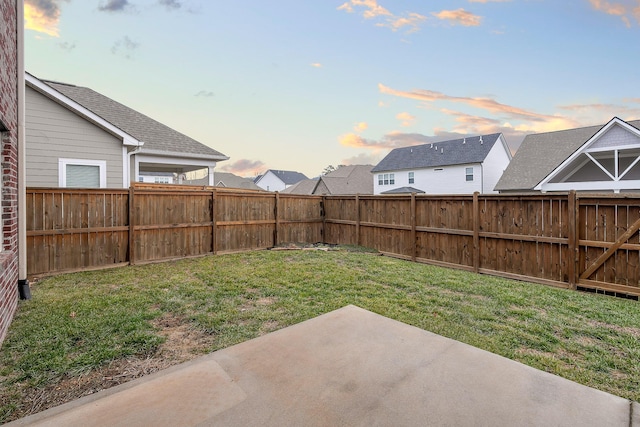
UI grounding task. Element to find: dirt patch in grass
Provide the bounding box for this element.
[3,314,215,423]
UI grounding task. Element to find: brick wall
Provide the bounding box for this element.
[0,0,20,344]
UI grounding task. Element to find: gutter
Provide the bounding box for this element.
[17,0,29,299]
[126,142,145,186]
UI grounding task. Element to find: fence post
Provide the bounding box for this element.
[128,186,135,265]
[473,191,480,273]
[321,195,326,243]
[274,192,280,247]
[355,194,360,246]
[211,189,217,255]
[567,190,577,289]
[411,193,417,262]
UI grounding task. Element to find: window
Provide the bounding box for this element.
[466,167,474,182]
[154,176,171,184]
[378,173,395,186]
[59,159,106,188]
[408,172,414,184]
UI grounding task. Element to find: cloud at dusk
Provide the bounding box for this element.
[24,0,68,36]
[219,159,266,176]
[99,0,131,13]
[396,112,415,127]
[111,36,139,59]
[337,0,391,18]
[338,1,427,32]
[159,0,182,10]
[195,90,215,97]
[354,122,368,132]
[432,9,482,26]
[588,0,640,27]
[378,83,579,130]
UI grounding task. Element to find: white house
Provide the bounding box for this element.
[371,133,512,195]
[254,169,307,192]
[495,117,640,193]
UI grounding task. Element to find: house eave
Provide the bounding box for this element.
[137,148,229,162]
[25,72,142,147]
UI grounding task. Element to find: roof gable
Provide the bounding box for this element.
[26,73,140,146]
[536,117,640,191]
[319,165,373,195]
[264,169,308,185]
[495,118,640,191]
[372,133,502,173]
[26,72,228,161]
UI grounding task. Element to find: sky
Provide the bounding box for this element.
[23,0,640,178]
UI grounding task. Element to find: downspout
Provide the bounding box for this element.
[17,0,29,299]
[126,142,144,186]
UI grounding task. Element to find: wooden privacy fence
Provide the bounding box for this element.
[26,186,640,298]
[323,192,640,298]
[26,186,323,276]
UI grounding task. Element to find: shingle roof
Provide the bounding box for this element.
[39,79,228,160]
[318,165,373,195]
[214,172,262,190]
[371,133,502,173]
[494,119,640,191]
[266,170,308,185]
[381,186,425,194]
[280,178,319,194]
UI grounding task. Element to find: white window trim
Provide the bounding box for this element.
[59,158,107,188]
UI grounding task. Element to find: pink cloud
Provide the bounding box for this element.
[219,159,266,176]
[432,9,482,27]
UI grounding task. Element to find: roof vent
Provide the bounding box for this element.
[430,143,433,148]
[434,145,437,150]
[479,136,483,144]
[441,148,444,154]
[463,138,466,144]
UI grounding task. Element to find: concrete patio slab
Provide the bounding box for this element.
[8,305,636,427]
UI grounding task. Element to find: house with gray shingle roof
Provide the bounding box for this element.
[282,165,374,195]
[254,169,308,192]
[495,117,640,193]
[24,72,228,188]
[184,171,262,190]
[372,133,512,195]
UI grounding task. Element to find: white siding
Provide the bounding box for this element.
[374,165,483,195]
[255,171,286,192]
[483,138,512,194]
[26,86,124,187]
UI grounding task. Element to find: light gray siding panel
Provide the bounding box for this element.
[590,125,640,149]
[26,86,124,188]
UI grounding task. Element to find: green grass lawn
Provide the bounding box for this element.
[1,247,640,422]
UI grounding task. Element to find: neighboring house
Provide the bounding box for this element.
[372,134,512,195]
[25,73,228,188]
[138,172,175,184]
[184,171,262,190]
[254,169,307,192]
[495,117,640,193]
[281,178,319,195]
[282,165,374,195]
[1,0,24,344]
[214,172,262,190]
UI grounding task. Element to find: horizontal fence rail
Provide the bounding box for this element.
[26,186,640,298]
